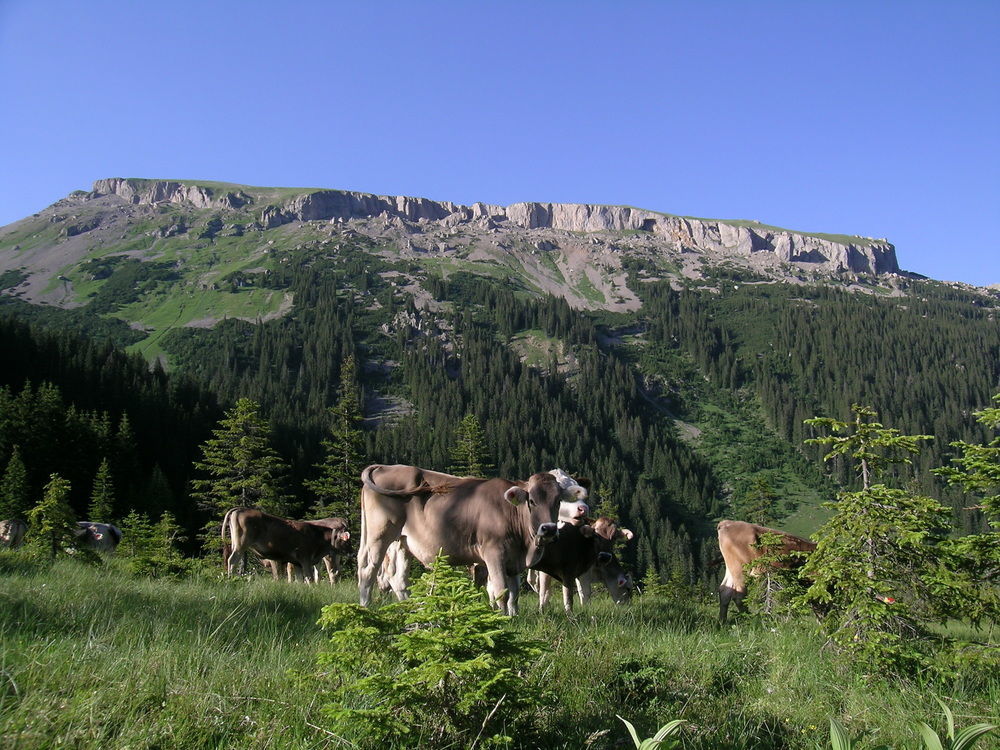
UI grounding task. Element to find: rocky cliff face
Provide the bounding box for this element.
[89,178,899,277]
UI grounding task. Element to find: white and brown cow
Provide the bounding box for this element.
[222,508,340,581]
[75,521,123,553]
[717,519,816,622]
[0,519,27,548]
[358,464,574,615]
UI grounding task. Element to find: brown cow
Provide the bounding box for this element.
[530,521,633,612]
[358,464,573,615]
[0,519,27,548]
[266,517,352,583]
[222,508,340,581]
[717,519,816,622]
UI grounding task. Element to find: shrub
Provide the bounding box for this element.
[315,551,549,748]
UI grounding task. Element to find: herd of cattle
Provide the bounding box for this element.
[0,465,816,620]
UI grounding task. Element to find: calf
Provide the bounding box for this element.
[0,519,27,548]
[529,522,632,613]
[717,519,816,622]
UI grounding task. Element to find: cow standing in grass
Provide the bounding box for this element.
[358,464,576,615]
[717,519,816,622]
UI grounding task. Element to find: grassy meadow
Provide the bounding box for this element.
[1,553,997,749]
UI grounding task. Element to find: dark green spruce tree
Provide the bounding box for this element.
[0,445,31,521]
[304,355,366,525]
[191,397,291,550]
[28,473,78,559]
[87,457,115,522]
[448,414,493,477]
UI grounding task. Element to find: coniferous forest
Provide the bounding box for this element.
[2,237,998,578]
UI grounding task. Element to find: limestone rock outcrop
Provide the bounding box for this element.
[88,178,899,277]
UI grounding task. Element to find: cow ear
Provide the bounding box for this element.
[580,524,596,538]
[575,477,592,490]
[340,531,350,541]
[619,528,635,541]
[505,486,528,506]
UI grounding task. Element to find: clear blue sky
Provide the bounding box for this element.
[2,1,997,285]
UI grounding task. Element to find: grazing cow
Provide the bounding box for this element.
[717,519,816,623]
[222,508,340,581]
[358,464,574,615]
[75,521,123,553]
[0,519,27,548]
[530,520,633,612]
[269,517,352,583]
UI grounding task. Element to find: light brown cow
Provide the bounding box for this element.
[358,464,572,615]
[0,519,27,548]
[717,519,816,622]
[222,508,341,581]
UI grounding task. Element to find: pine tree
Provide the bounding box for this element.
[28,473,79,559]
[448,414,493,477]
[799,405,982,673]
[191,397,291,550]
[88,457,115,522]
[591,485,620,521]
[304,355,366,523]
[0,445,31,520]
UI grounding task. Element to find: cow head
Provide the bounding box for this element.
[585,525,633,604]
[505,472,563,564]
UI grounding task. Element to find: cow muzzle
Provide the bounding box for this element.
[535,522,559,543]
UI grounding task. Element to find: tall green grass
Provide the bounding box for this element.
[1,555,997,749]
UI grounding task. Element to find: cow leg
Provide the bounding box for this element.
[537,572,552,612]
[505,572,521,616]
[286,563,297,583]
[719,574,747,623]
[383,538,410,601]
[227,548,246,577]
[483,556,510,615]
[562,582,574,613]
[324,555,338,584]
[576,572,594,606]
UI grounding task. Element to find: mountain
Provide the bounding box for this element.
[1,177,905,323]
[1,178,997,577]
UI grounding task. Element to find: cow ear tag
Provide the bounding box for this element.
[504,487,527,505]
[341,531,350,541]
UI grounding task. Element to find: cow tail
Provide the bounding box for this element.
[221,508,235,563]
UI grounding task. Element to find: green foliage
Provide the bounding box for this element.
[303,354,365,523]
[744,531,809,619]
[27,473,79,559]
[828,699,998,750]
[617,715,685,749]
[592,484,621,521]
[916,698,998,750]
[191,397,291,550]
[935,393,1000,520]
[315,551,549,748]
[805,404,933,490]
[87,457,115,522]
[800,407,988,674]
[0,445,30,520]
[448,413,494,477]
[730,473,781,526]
[118,510,195,578]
